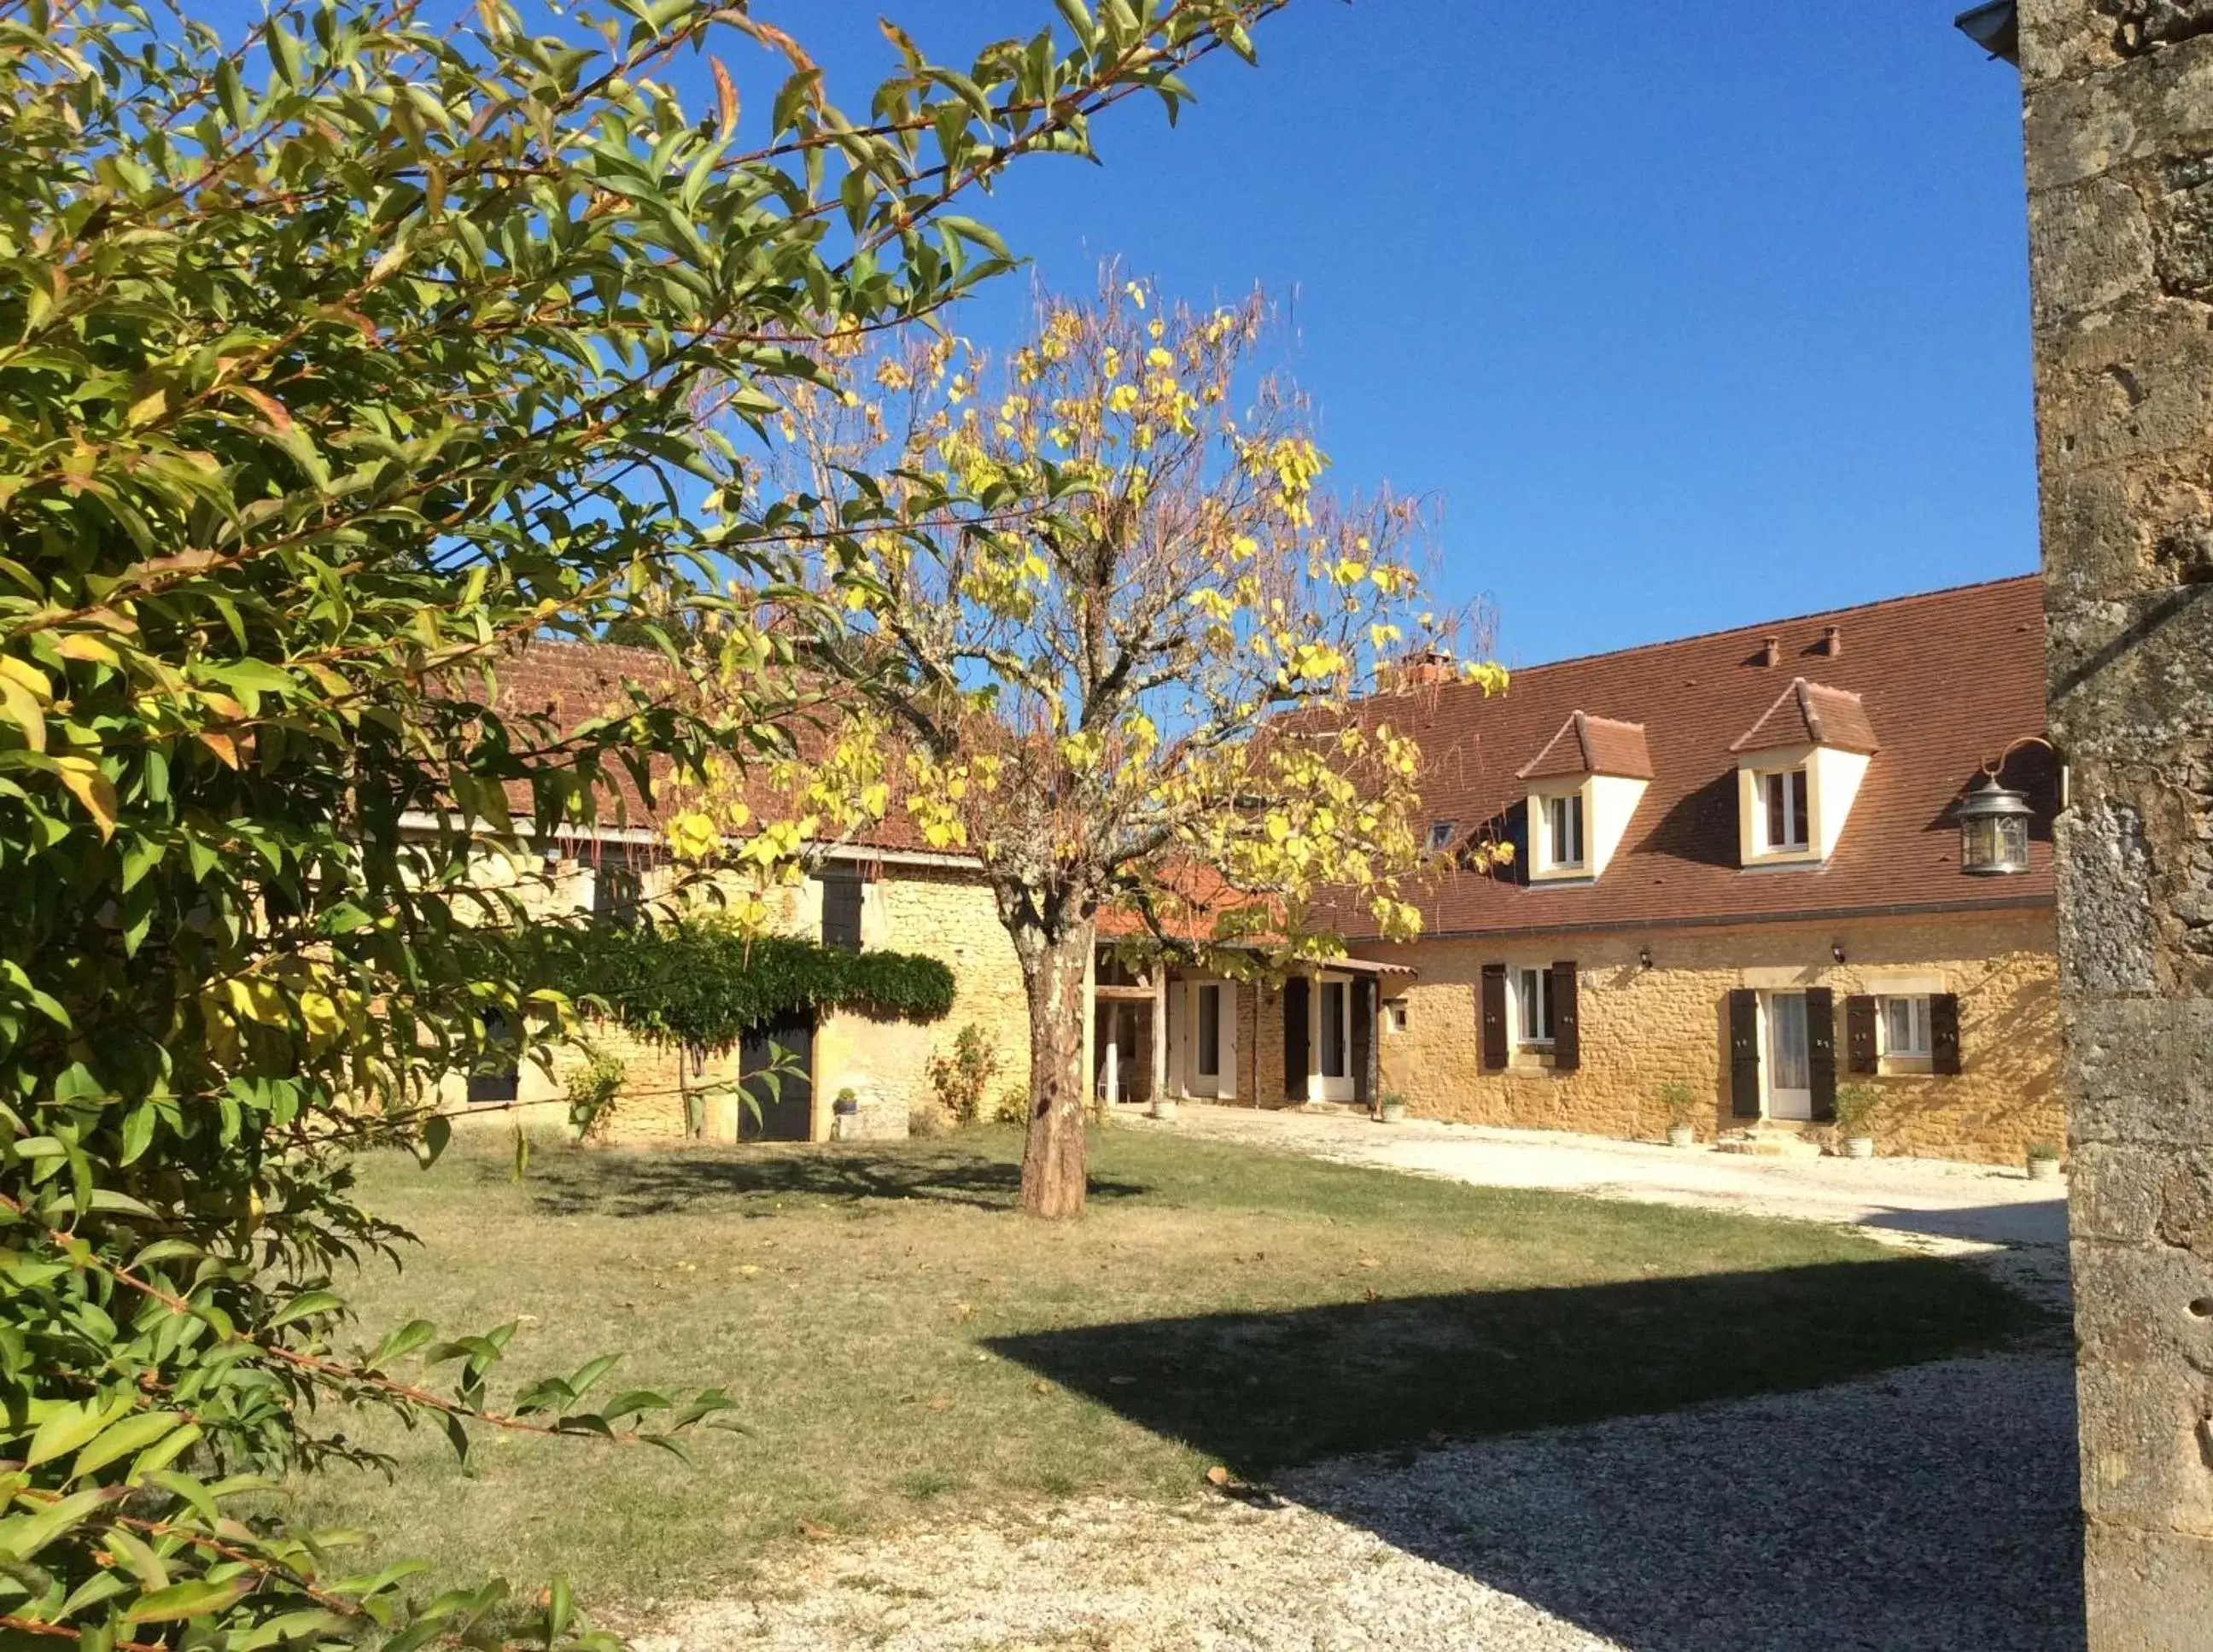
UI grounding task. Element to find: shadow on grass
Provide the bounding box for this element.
[507,1143,1151,1218]
[985,1259,2041,1474]
[989,1262,2078,1650]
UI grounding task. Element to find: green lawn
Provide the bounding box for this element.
[288,1124,2041,1604]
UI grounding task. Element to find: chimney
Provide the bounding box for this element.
[1821,624,1843,657]
[1760,637,1782,668]
[1391,646,1457,690]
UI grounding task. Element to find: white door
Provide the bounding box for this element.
[1317,976,1354,1102]
[1187,980,1237,1100]
[1766,991,1813,1120]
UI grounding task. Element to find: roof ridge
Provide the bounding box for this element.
[1451,571,2043,686]
[1794,677,1820,744]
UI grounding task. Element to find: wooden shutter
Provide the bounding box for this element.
[1845,995,1878,1074]
[1930,992,1963,1075]
[1479,965,1508,1071]
[1351,978,1375,1106]
[1550,961,1580,1071]
[1806,986,1836,1122]
[1282,975,1310,1100]
[818,865,863,950]
[1728,989,1761,1117]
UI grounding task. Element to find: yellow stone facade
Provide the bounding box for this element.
[1330,908,2058,1165]
[443,852,1029,1146]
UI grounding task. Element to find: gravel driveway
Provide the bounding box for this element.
[639,1110,2081,1650]
[642,1354,2079,1651]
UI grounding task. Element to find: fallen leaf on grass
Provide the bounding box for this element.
[1206,1466,1232,1486]
[925,1395,952,1411]
[797,1518,838,1540]
[1356,1257,1380,1269]
[1032,1381,1053,1395]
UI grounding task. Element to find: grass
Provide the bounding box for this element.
[288,1124,2041,1605]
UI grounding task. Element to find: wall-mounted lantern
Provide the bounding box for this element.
[1957,773,2034,876]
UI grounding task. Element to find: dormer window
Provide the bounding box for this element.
[1756,767,1809,853]
[1515,712,1652,884]
[1426,820,1459,853]
[1730,679,1877,868]
[1543,793,1585,868]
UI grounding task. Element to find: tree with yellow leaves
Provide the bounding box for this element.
[756,278,1505,1217]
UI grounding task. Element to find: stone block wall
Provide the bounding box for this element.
[443,854,1027,1145]
[1335,909,2058,1165]
[2018,3,2213,1637]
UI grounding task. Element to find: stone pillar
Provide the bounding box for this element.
[2019,3,2213,1641]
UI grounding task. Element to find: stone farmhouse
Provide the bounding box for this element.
[451,575,2059,1165]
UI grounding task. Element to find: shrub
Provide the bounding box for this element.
[1833,1083,1884,1138]
[928,1024,1001,1125]
[1655,1081,1701,1126]
[565,1049,629,1142]
[994,1083,1031,1126]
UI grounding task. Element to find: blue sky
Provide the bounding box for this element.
[201,0,2035,668]
[756,1,2038,669]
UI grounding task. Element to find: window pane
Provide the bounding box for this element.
[1765,773,1785,849]
[1320,982,1346,1077]
[1197,985,1220,1076]
[1790,769,1809,846]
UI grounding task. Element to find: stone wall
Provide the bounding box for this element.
[442,854,1027,1145]
[2018,3,2213,1638]
[1322,909,2058,1165]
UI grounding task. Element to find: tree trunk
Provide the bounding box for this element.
[1017,919,1093,1218]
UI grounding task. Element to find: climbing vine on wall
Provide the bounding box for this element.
[525,922,956,1053]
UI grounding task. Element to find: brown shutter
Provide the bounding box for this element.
[1930,992,1962,1075]
[1845,995,1878,1074]
[1282,975,1310,1100]
[1550,961,1579,1071]
[1806,986,1836,1122]
[1728,989,1761,1117]
[1479,965,1508,1071]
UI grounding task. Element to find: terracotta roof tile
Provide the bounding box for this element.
[1516,712,1655,780]
[1730,678,1880,755]
[1335,575,2056,940]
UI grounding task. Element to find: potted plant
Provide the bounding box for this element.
[1655,1081,1700,1148]
[2026,1140,2064,1182]
[1377,1089,1408,1124]
[1832,1083,1882,1159]
[832,1087,861,1141]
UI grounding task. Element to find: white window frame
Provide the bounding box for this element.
[1383,998,1408,1035]
[1757,767,1811,854]
[1515,966,1556,1048]
[1545,793,1585,869]
[1878,994,1932,1059]
[1426,819,1459,853]
[1194,983,1223,1080]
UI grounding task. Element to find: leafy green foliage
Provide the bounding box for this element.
[925,1024,1002,1126]
[565,1051,630,1144]
[0,0,1281,1643]
[1832,1083,1883,1138]
[534,923,956,1051]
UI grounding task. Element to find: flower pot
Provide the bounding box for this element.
[1149,1097,1179,1123]
[2027,1155,2063,1182]
[1667,1124,1696,1149]
[1842,1135,1874,1159]
[1378,1101,1406,1124]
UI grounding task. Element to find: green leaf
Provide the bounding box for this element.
[126,1575,251,1623]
